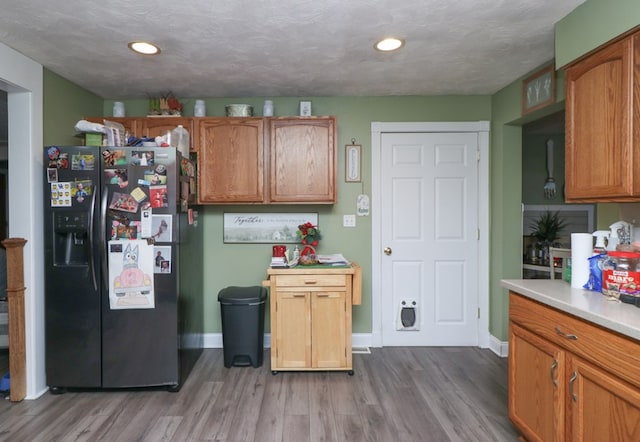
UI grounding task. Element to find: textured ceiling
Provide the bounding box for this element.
[0,0,586,99]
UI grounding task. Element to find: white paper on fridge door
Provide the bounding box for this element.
[108,239,155,309]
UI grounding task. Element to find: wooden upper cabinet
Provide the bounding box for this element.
[269,117,336,203]
[565,31,640,201]
[138,117,196,152]
[197,118,264,204]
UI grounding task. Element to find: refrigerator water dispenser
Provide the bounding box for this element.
[53,212,89,266]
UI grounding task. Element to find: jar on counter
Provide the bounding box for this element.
[602,250,640,298]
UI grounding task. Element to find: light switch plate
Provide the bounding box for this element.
[343,214,356,227]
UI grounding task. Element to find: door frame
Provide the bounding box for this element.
[371,121,490,348]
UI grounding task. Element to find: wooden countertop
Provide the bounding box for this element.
[501,279,640,341]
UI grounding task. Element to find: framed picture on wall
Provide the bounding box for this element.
[223,212,319,243]
[522,64,555,115]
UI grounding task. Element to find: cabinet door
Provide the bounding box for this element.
[138,117,195,151]
[565,34,635,201]
[274,292,310,368]
[311,291,346,368]
[569,356,640,441]
[197,118,264,203]
[269,118,336,203]
[509,323,565,442]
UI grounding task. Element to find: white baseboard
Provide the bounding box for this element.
[489,334,509,357]
[196,333,506,355]
[200,333,373,350]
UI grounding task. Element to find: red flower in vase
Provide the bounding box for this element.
[296,222,321,249]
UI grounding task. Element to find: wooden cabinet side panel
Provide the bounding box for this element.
[634,33,640,195]
[565,36,634,201]
[275,292,311,369]
[569,356,640,442]
[509,323,565,442]
[311,291,347,368]
[198,118,264,203]
[269,118,336,203]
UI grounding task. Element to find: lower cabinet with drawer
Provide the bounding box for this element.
[265,264,361,374]
[509,291,640,441]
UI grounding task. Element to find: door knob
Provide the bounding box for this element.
[384,247,392,255]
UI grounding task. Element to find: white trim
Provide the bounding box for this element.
[371,121,490,348]
[489,334,509,358]
[199,332,375,349]
[0,42,44,399]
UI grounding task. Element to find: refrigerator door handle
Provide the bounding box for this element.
[101,185,109,289]
[88,187,98,291]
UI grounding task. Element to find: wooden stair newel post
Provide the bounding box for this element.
[2,238,28,402]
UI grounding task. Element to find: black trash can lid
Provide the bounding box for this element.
[218,286,267,304]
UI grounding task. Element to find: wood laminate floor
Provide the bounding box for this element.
[0,347,519,441]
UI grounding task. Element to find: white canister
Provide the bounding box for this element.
[113,101,125,117]
[194,100,206,117]
[299,100,311,116]
[263,100,274,116]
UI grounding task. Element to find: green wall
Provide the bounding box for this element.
[108,96,491,334]
[43,0,640,342]
[556,0,640,68]
[44,70,102,145]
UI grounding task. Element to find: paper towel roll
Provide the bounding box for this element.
[571,233,593,288]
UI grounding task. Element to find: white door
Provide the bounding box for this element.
[380,131,480,346]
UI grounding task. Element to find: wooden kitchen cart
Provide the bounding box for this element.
[264,263,361,375]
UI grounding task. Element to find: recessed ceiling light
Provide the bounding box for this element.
[128,41,161,55]
[375,37,404,52]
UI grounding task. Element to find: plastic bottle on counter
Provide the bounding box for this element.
[292,246,300,262]
[564,258,571,283]
[170,125,190,157]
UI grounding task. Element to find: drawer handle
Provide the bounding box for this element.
[569,371,578,402]
[554,326,578,340]
[293,294,306,298]
[550,359,558,388]
[304,279,318,285]
[316,294,329,297]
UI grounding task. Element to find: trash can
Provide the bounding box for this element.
[218,286,267,368]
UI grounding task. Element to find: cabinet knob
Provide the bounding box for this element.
[384,247,392,256]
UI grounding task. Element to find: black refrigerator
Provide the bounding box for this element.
[43,145,194,392]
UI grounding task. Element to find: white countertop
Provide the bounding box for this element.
[501,279,640,341]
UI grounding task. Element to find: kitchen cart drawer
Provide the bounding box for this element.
[274,274,347,288]
[509,292,640,389]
